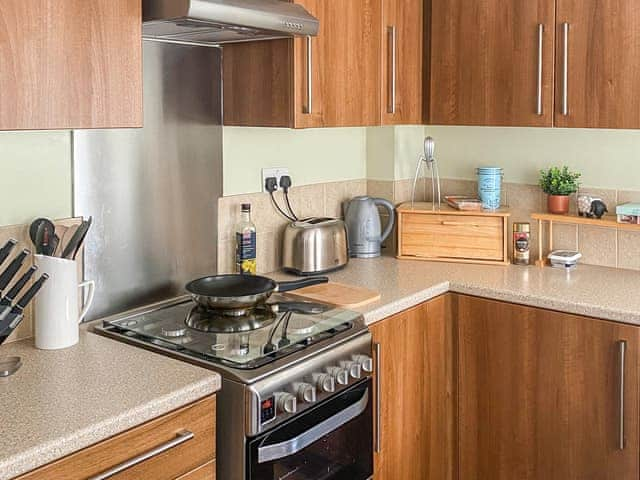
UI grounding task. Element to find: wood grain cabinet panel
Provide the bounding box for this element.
[456,295,639,480]
[380,0,424,125]
[555,0,640,129]
[371,295,455,480]
[0,0,142,130]
[429,0,555,127]
[16,396,216,480]
[224,0,381,128]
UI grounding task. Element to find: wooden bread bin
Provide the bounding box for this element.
[397,202,510,265]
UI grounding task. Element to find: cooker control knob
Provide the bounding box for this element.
[312,373,336,393]
[339,360,362,379]
[326,366,350,386]
[275,392,297,414]
[294,382,317,404]
[351,354,374,373]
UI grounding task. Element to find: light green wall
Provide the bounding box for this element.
[417,126,640,189]
[0,131,72,226]
[223,127,368,196]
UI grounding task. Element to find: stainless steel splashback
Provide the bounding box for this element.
[73,41,222,320]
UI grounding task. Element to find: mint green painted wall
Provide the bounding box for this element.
[418,126,640,189]
[0,131,72,226]
[223,127,368,195]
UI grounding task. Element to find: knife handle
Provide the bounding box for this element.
[0,250,30,291]
[15,273,49,311]
[3,266,38,305]
[0,239,17,266]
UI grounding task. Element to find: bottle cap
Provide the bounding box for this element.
[513,222,530,233]
[241,203,251,212]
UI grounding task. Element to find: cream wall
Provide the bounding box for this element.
[223,127,368,196]
[0,131,72,226]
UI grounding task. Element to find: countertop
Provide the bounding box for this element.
[273,256,640,326]
[0,331,221,480]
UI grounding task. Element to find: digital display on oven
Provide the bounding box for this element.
[260,396,276,424]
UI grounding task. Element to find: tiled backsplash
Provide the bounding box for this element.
[218,177,640,273]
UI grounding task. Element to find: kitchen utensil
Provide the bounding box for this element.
[411,137,441,210]
[30,218,56,255]
[282,217,349,275]
[33,255,95,350]
[185,274,329,313]
[0,274,49,345]
[55,225,73,257]
[0,249,30,296]
[29,218,55,245]
[61,217,92,260]
[344,196,395,258]
[0,356,22,377]
[0,265,38,322]
[286,282,381,308]
[0,239,17,266]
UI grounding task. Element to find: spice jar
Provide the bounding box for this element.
[513,223,530,265]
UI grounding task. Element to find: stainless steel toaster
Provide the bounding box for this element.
[282,217,349,275]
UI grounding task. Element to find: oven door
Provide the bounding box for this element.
[247,378,373,480]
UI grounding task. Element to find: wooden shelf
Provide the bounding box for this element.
[532,212,640,267]
[531,213,640,231]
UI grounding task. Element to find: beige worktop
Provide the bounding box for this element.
[0,331,220,480]
[274,256,640,325]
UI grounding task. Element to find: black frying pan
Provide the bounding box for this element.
[185,274,329,312]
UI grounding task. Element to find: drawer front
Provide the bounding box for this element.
[175,460,215,480]
[17,396,216,480]
[400,214,505,261]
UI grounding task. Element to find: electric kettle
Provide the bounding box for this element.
[344,196,396,258]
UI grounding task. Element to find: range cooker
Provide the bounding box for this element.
[95,295,374,480]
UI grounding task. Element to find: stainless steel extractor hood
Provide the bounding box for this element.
[143,0,319,46]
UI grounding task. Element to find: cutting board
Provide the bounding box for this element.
[287,282,381,308]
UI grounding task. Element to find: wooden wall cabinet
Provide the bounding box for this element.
[429,0,556,127]
[0,0,143,130]
[457,295,639,480]
[555,0,640,129]
[370,295,455,480]
[223,0,423,128]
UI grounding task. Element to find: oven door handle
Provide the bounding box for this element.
[258,389,369,464]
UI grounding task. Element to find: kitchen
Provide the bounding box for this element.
[2,1,640,479]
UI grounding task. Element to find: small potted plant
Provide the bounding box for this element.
[539,166,581,214]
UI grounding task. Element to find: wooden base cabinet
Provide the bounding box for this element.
[456,295,639,480]
[16,395,216,480]
[370,295,455,480]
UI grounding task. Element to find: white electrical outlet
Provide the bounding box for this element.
[262,167,290,192]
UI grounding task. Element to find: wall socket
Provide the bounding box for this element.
[262,167,290,192]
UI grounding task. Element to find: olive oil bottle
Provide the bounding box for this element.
[235,203,257,274]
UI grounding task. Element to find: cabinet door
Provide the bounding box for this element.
[555,0,640,129]
[429,0,555,126]
[293,0,382,128]
[371,295,455,480]
[380,0,424,125]
[457,295,639,480]
[0,0,142,130]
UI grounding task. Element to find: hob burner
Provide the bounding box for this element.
[185,306,276,333]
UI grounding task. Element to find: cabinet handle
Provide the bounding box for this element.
[441,221,481,227]
[387,26,397,114]
[374,342,382,453]
[87,431,195,479]
[304,36,313,114]
[562,22,569,116]
[536,24,544,116]
[619,340,626,450]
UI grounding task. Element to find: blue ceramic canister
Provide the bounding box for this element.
[476,167,503,210]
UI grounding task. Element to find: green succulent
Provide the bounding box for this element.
[538,166,581,196]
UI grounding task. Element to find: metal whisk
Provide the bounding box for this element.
[411,136,441,210]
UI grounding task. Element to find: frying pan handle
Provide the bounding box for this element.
[274,302,331,314]
[276,276,329,293]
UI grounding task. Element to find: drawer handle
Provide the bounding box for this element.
[619,340,626,450]
[88,430,195,480]
[441,221,481,227]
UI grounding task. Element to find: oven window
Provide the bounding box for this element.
[247,379,373,480]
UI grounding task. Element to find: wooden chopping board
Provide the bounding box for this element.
[287,282,381,308]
